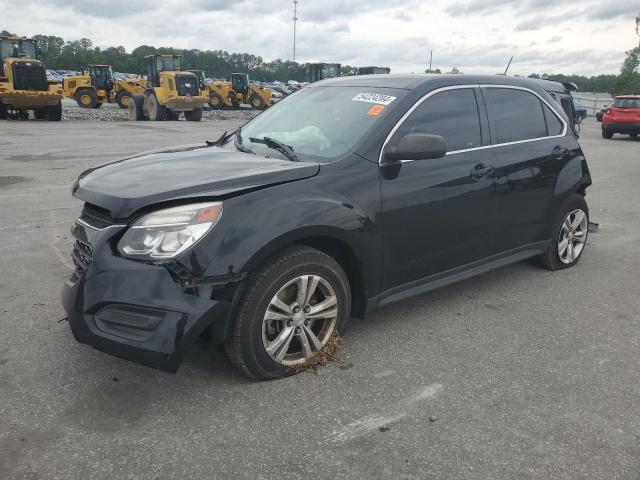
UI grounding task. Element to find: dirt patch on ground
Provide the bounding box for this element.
[294,334,345,374]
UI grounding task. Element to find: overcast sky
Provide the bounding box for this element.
[4,0,640,75]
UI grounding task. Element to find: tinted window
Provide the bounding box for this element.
[392,89,482,152]
[543,104,563,136]
[613,98,640,108]
[484,88,547,143]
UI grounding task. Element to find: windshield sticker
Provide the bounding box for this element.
[352,92,397,105]
[367,104,385,116]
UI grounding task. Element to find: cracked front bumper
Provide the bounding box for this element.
[60,220,233,373]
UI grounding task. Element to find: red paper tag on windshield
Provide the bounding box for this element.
[367,104,385,116]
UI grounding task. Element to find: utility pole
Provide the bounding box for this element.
[429,50,432,71]
[636,12,639,48]
[293,0,298,62]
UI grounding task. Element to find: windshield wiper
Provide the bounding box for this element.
[234,128,255,154]
[248,136,300,162]
[206,130,231,147]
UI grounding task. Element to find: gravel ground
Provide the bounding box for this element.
[57,99,259,122]
[0,118,639,479]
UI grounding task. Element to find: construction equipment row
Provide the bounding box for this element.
[2,36,390,123]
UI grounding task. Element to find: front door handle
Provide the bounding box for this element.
[552,145,569,159]
[470,163,495,180]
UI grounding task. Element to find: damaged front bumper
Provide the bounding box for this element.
[61,218,240,373]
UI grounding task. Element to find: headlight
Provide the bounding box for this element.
[118,202,222,259]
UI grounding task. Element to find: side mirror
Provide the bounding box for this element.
[383,133,447,163]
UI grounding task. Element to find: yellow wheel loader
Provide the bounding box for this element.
[62,65,146,109]
[128,55,208,121]
[198,72,271,111]
[0,36,63,121]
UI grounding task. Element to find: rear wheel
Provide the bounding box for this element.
[630,133,638,138]
[602,129,613,139]
[45,101,62,121]
[184,108,202,122]
[249,94,265,110]
[128,95,146,121]
[208,93,224,110]
[34,108,46,120]
[75,89,98,109]
[225,246,351,380]
[115,90,132,109]
[0,102,7,119]
[532,194,589,271]
[146,93,166,121]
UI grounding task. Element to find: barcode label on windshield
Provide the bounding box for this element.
[352,93,397,105]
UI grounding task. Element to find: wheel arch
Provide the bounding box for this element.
[241,228,368,320]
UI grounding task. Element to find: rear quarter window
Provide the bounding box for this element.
[543,104,564,136]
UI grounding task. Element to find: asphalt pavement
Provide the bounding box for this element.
[0,117,638,479]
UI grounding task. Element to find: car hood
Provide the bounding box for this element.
[73,144,320,219]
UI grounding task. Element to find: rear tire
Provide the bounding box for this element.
[0,102,7,119]
[225,246,351,380]
[602,129,613,139]
[34,108,46,120]
[208,93,224,110]
[45,101,62,121]
[147,93,166,121]
[630,133,638,138]
[184,108,202,122]
[532,194,589,271]
[128,95,146,121]
[75,89,98,109]
[115,90,132,109]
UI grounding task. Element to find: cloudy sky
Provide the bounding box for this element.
[4,0,640,75]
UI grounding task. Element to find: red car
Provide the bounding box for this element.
[601,96,640,139]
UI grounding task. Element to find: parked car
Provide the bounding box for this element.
[62,75,592,380]
[573,99,587,123]
[601,96,640,138]
[595,102,611,122]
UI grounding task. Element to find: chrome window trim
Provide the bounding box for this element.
[378,83,568,164]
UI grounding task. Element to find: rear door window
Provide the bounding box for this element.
[484,88,548,144]
[391,88,482,152]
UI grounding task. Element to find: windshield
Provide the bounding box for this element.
[92,66,113,79]
[1,39,37,59]
[613,98,640,108]
[156,56,181,72]
[233,86,407,162]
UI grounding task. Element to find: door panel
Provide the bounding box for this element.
[379,87,498,293]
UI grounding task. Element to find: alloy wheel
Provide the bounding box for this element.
[262,274,338,366]
[557,208,588,264]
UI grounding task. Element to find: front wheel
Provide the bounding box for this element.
[115,90,132,109]
[225,246,351,380]
[128,95,146,121]
[249,94,265,110]
[533,195,589,271]
[184,108,202,122]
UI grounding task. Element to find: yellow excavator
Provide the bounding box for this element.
[198,72,272,110]
[0,35,63,120]
[128,54,208,121]
[62,65,145,109]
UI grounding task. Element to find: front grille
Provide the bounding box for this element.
[11,62,48,91]
[175,74,198,97]
[69,240,93,283]
[80,203,115,229]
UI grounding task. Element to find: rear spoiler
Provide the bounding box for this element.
[562,82,578,92]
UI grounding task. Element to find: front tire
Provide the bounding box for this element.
[75,89,98,108]
[225,246,351,380]
[249,94,265,110]
[184,108,202,122]
[208,93,224,110]
[115,90,132,109]
[533,194,589,271]
[146,93,166,121]
[45,101,62,121]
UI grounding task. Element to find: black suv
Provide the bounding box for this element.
[62,75,592,380]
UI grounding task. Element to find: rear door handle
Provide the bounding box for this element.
[552,145,569,158]
[470,163,495,179]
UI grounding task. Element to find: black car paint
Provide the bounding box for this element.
[62,74,592,372]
